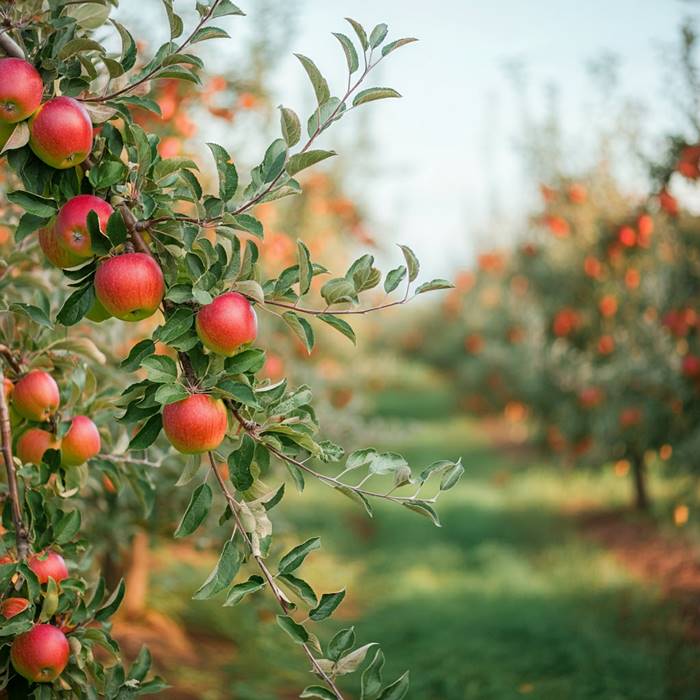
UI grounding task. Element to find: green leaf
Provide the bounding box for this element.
[280,106,301,147]
[361,648,385,700]
[7,191,57,218]
[297,240,313,295]
[369,23,388,47]
[440,459,464,490]
[208,143,238,201]
[193,540,241,599]
[352,87,401,107]
[310,589,345,621]
[328,626,355,662]
[212,0,245,18]
[345,18,369,51]
[333,32,359,73]
[228,434,255,490]
[10,303,52,329]
[161,0,183,39]
[154,383,189,405]
[336,643,377,675]
[403,500,441,527]
[282,312,314,354]
[223,575,265,606]
[174,483,213,537]
[294,54,330,105]
[105,210,128,246]
[190,26,230,43]
[300,687,337,700]
[56,284,95,326]
[398,244,419,282]
[156,308,194,344]
[286,150,336,177]
[381,38,418,57]
[54,510,81,544]
[217,380,260,408]
[226,213,263,238]
[278,537,320,574]
[334,484,373,518]
[384,266,407,293]
[128,413,163,450]
[321,278,356,306]
[15,213,49,242]
[142,355,178,384]
[378,671,410,700]
[121,339,155,371]
[95,579,126,621]
[415,279,454,294]
[262,138,288,183]
[1,121,29,154]
[279,573,317,607]
[276,615,308,644]
[318,314,356,345]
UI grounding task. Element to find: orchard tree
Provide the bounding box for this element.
[0,2,461,698]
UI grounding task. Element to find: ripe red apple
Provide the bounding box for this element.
[94,253,165,321]
[61,416,100,467]
[16,428,60,465]
[196,291,258,356]
[38,226,84,269]
[0,58,43,123]
[54,194,113,260]
[12,371,60,422]
[28,96,92,169]
[162,394,228,453]
[1,597,29,619]
[11,624,70,683]
[28,550,68,585]
[682,354,700,378]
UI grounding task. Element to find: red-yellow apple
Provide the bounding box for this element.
[28,550,68,584]
[12,371,60,422]
[54,194,113,260]
[3,377,12,401]
[11,624,69,683]
[38,226,84,269]
[162,394,228,453]
[16,428,59,465]
[196,291,258,356]
[28,96,92,169]
[94,253,165,321]
[0,597,29,619]
[60,416,100,467]
[0,58,43,123]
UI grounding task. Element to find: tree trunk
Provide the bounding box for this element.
[123,529,150,618]
[630,453,650,511]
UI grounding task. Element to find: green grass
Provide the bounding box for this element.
[149,415,700,699]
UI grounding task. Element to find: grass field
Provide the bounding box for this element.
[147,403,700,699]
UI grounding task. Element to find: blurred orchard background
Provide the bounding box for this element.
[11,0,700,697]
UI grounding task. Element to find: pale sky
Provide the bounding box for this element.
[117,1,698,279]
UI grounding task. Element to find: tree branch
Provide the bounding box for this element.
[0,31,25,59]
[207,452,345,700]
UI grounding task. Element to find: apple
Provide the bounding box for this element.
[94,253,165,321]
[0,58,43,123]
[196,291,258,356]
[54,194,113,260]
[28,550,68,585]
[16,428,59,465]
[0,597,29,619]
[162,394,228,454]
[61,416,100,467]
[28,96,92,169]
[38,225,84,269]
[12,371,60,422]
[85,296,112,322]
[3,377,13,401]
[11,624,69,683]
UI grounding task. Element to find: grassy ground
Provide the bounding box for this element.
[147,408,700,699]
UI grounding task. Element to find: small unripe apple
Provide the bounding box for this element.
[54,194,113,260]
[85,296,112,322]
[28,550,68,585]
[16,428,60,465]
[94,253,165,321]
[196,291,258,356]
[162,394,228,454]
[11,624,70,683]
[29,96,92,169]
[0,58,43,123]
[38,226,84,269]
[60,416,100,467]
[1,597,29,619]
[12,371,60,422]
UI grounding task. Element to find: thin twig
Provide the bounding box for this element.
[257,296,414,317]
[0,32,24,59]
[0,345,21,375]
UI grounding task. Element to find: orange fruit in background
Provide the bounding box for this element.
[544,215,570,238]
[659,188,679,216]
[625,269,640,289]
[567,183,587,204]
[618,226,636,247]
[584,256,602,279]
[599,295,618,317]
[598,335,615,355]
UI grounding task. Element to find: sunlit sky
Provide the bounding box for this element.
[119,0,699,278]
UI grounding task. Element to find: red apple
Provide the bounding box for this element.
[196,291,258,356]
[94,253,165,321]
[162,394,228,454]
[38,225,84,269]
[12,371,60,422]
[16,428,59,465]
[28,96,92,169]
[11,624,69,683]
[0,597,29,619]
[54,194,113,260]
[28,550,68,584]
[61,416,100,467]
[3,377,13,401]
[0,58,43,123]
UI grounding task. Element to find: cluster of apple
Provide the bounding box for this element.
[8,370,100,468]
[0,57,92,168]
[0,550,72,682]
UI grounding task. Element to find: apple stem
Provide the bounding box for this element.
[0,365,29,561]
